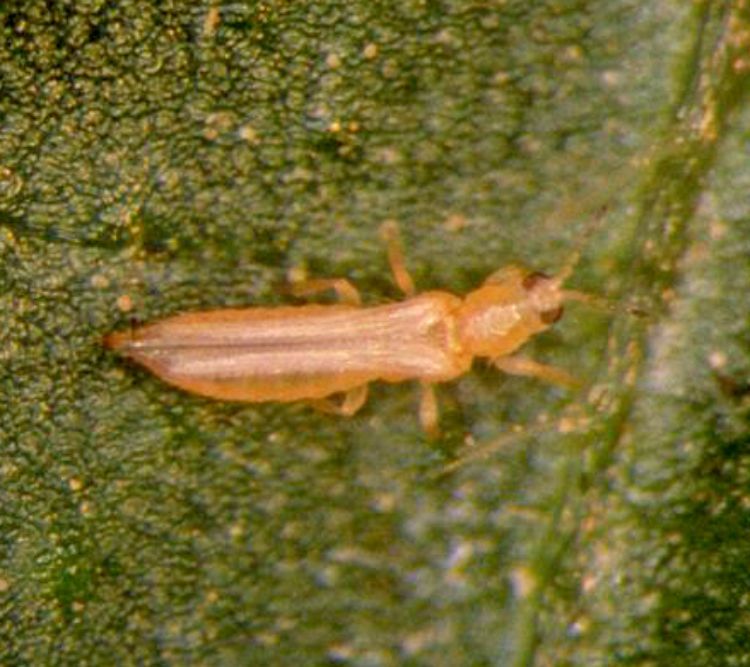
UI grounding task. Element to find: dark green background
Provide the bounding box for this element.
[2,1,750,665]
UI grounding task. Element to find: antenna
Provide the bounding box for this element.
[552,206,646,317]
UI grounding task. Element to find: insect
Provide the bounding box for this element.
[104,222,597,435]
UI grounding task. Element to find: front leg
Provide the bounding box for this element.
[494,355,579,388]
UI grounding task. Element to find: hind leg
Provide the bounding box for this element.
[380,221,417,297]
[418,382,440,437]
[288,277,361,306]
[310,384,369,417]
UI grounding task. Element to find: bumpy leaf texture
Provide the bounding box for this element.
[2,1,750,665]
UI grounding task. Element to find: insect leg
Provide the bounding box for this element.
[493,355,580,388]
[310,384,369,416]
[418,382,440,437]
[379,221,416,297]
[288,278,362,306]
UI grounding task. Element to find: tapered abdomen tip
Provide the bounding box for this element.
[103,330,128,350]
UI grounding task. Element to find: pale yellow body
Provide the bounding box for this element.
[105,223,581,434]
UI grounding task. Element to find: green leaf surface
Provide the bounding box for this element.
[2,1,750,665]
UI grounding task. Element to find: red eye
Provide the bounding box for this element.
[540,306,564,324]
[522,271,550,290]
